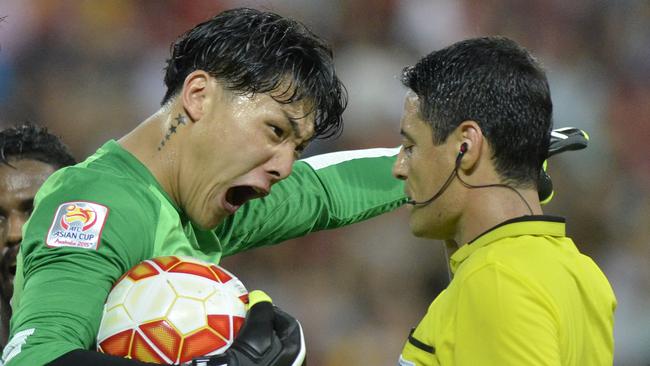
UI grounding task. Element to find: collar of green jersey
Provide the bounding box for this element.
[105,140,185,218]
[449,215,566,274]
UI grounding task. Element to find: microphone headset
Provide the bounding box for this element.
[406,143,468,206]
[406,142,533,215]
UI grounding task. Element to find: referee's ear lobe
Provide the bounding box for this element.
[455,121,483,170]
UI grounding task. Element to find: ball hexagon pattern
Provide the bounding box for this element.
[97,256,248,364]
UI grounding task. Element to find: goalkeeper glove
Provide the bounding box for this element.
[538,127,590,204]
[189,290,305,366]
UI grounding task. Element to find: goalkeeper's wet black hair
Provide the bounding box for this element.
[402,36,552,187]
[162,7,347,140]
[0,123,76,168]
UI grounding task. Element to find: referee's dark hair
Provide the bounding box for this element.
[0,123,76,168]
[402,36,553,188]
[162,7,347,140]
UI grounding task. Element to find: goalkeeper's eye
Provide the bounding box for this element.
[270,125,285,138]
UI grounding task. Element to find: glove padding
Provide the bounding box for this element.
[190,294,305,366]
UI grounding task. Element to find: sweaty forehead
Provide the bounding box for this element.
[227,88,316,141]
[269,78,317,136]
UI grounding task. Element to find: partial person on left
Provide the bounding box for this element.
[0,123,76,349]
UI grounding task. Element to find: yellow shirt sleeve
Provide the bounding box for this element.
[453,263,561,366]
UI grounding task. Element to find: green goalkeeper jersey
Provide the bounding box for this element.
[3,140,405,366]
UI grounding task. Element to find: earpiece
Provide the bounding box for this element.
[459,142,468,156]
[409,140,532,215]
[455,142,468,165]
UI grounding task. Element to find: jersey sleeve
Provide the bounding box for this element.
[215,148,406,256]
[453,263,561,366]
[3,170,156,365]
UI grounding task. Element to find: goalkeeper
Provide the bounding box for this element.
[3,8,591,366]
[3,7,405,366]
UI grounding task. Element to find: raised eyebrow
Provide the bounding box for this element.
[287,114,315,145]
[288,118,303,140]
[275,109,304,142]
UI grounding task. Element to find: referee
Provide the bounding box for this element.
[393,36,615,366]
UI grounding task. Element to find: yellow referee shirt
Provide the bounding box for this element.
[399,216,616,366]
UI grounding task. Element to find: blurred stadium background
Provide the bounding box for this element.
[0,0,648,364]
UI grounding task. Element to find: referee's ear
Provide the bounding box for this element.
[455,120,484,172]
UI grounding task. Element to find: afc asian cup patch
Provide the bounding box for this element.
[46,201,109,250]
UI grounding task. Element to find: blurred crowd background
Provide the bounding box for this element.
[0,0,648,364]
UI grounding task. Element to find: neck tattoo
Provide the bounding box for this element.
[158,113,188,151]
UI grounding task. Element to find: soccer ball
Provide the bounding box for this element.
[96,256,249,364]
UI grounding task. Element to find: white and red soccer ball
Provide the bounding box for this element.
[97,256,248,364]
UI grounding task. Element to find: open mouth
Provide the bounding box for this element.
[225,185,267,208]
